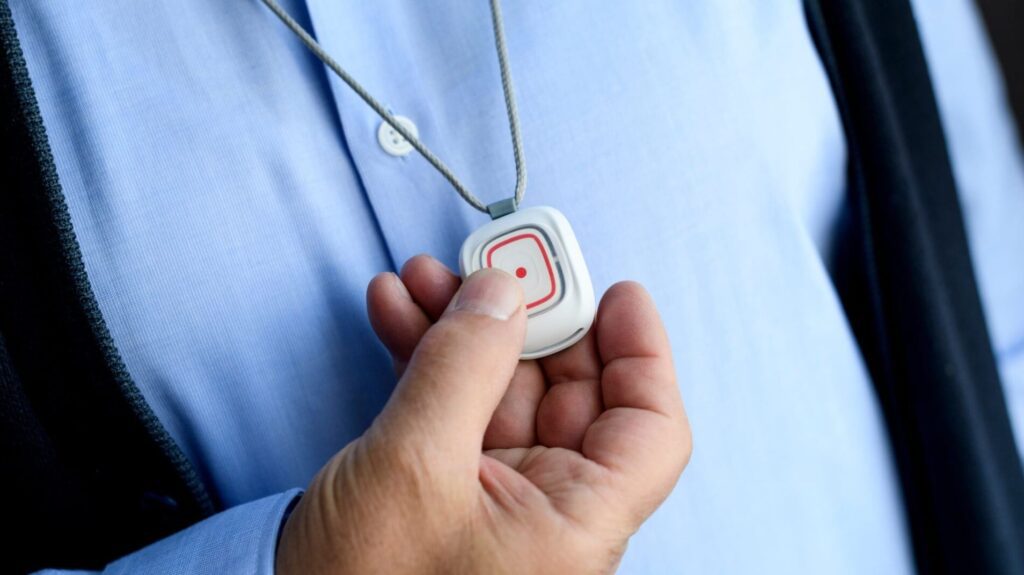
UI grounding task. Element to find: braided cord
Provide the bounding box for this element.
[258,0,526,216]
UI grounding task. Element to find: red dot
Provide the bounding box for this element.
[515,266,527,279]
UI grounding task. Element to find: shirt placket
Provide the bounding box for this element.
[301,0,483,272]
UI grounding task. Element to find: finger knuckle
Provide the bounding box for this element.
[679,423,694,469]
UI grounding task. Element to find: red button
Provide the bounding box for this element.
[485,232,558,310]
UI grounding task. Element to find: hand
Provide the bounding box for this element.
[276,256,692,574]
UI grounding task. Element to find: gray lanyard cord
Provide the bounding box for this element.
[258,0,526,218]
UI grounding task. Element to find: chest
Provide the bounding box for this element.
[13,0,845,504]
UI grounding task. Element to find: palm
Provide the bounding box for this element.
[481,446,595,519]
[482,344,679,524]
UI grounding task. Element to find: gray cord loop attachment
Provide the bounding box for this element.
[258,0,526,216]
[487,197,519,219]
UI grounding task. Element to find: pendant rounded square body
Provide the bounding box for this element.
[459,206,596,359]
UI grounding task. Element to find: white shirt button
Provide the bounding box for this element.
[377,115,418,156]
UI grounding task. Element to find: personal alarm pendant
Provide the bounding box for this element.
[260,0,596,358]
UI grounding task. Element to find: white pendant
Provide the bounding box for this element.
[459,206,596,359]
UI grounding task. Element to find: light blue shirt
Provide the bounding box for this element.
[11,1,1024,573]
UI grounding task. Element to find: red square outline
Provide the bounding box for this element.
[485,232,557,310]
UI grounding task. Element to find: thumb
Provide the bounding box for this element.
[372,268,526,463]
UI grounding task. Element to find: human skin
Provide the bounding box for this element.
[276,255,692,574]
